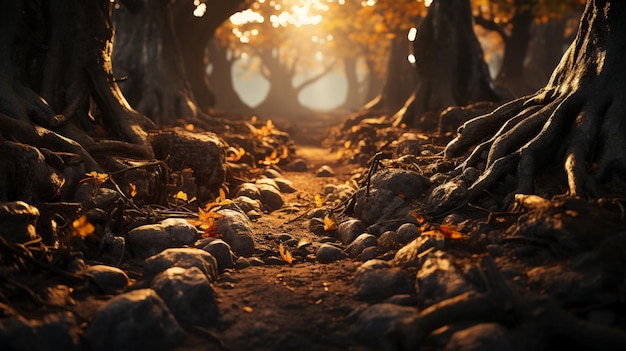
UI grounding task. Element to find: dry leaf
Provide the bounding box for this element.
[226,147,246,162]
[323,215,337,231]
[174,191,188,201]
[81,171,108,184]
[184,123,195,131]
[242,306,254,313]
[279,243,293,264]
[314,195,324,207]
[129,183,137,198]
[72,215,95,239]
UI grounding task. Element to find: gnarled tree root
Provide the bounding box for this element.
[444,0,626,205]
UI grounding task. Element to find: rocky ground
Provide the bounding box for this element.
[1,114,626,351]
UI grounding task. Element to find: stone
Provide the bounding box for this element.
[354,260,413,301]
[351,303,419,350]
[0,311,81,351]
[257,183,284,211]
[202,239,236,272]
[316,244,347,264]
[345,234,377,259]
[85,289,183,351]
[396,223,421,244]
[361,246,378,261]
[315,165,336,177]
[377,231,399,253]
[273,178,297,193]
[336,219,367,245]
[255,177,279,190]
[144,248,219,282]
[127,218,199,259]
[392,235,445,269]
[235,183,261,201]
[370,168,431,199]
[392,133,423,158]
[261,168,283,178]
[416,251,471,307]
[443,323,515,351]
[84,265,129,294]
[426,181,469,214]
[233,196,262,214]
[354,187,409,225]
[235,256,252,269]
[284,158,308,172]
[216,209,255,257]
[151,267,219,325]
[0,201,39,243]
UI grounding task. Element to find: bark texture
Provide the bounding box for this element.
[394,0,510,129]
[445,0,626,206]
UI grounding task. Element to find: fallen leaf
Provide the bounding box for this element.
[323,215,337,231]
[184,123,195,131]
[242,306,254,313]
[174,191,188,202]
[226,147,246,162]
[72,215,95,239]
[279,243,293,264]
[129,183,137,198]
[439,224,464,239]
[81,171,108,184]
[314,195,324,207]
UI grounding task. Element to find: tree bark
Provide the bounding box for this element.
[443,0,626,211]
[394,0,510,129]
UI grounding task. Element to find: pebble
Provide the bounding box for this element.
[315,165,336,177]
[396,223,421,244]
[354,260,413,301]
[84,289,183,351]
[255,177,279,190]
[0,201,39,243]
[202,239,236,272]
[233,196,262,214]
[151,267,219,325]
[336,219,367,244]
[84,265,129,294]
[216,209,255,257]
[369,168,431,199]
[416,251,471,307]
[284,158,308,172]
[143,247,219,282]
[377,231,399,253]
[345,233,377,259]
[426,181,469,214]
[392,235,445,269]
[127,218,199,259]
[235,256,252,269]
[0,311,81,351]
[249,257,265,266]
[274,178,298,193]
[351,303,419,350]
[264,256,288,265]
[443,323,515,351]
[316,243,347,263]
[235,183,262,200]
[360,246,378,261]
[257,183,284,212]
[261,168,283,178]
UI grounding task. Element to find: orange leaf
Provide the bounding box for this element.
[279,243,293,264]
[323,215,337,231]
[129,183,137,198]
[72,215,95,239]
[438,224,464,240]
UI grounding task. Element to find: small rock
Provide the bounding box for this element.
[426,181,469,214]
[257,183,284,212]
[354,260,413,301]
[0,201,39,243]
[85,289,183,351]
[248,257,265,266]
[151,267,219,325]
[216,209,255,257]
[352,303,419,350]
[255,177,279,190]
[354,188,408,225]
[144,248,218,282]
[444,323,515,351]
[235,256,252,269]
[361,246,378,261]
[235,183,261,201]
[274,178,297,193]
[377,231,399,253]
[84,265,129,294]
[272,233,293,242]
[384,294,418,306]
[261,168,283,178]
[264,256,288,265]
[284,158,308,172]
[345,234,377,259]
[202,239,236,272]
[233,196,262,214]
[316,165,336,177]
[392,235,445,269]
[127,218,199,259]
[316,243,347,264]
[416,251,471,307]
[370,168,431,199]
[0,311,81,351]
[397,223,421,244]
[336,219,367,244]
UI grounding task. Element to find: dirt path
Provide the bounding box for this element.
[177,145,367,350]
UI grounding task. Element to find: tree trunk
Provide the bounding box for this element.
[394,0,510,129]
[207,39,257,116]
[494,3,534,96]
[442,0,626,211]
[339,57,363,111]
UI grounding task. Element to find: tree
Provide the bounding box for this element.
[393,0,510,129]
[0,0,154,174]
[112,0,248,125]
[474,0,585,95]
[442,0,626,211]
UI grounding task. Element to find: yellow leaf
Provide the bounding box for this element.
[279,243,293,264]
[344,140,352,149]
[72,215,95,239]
[218,188,226,202]
[324,215,337,231]
[314,195,324,207]
[129,183,137,198]
[226,147,246,162]
[81,171,109,184]
[243,306,254,313]
[174,191,188,201]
